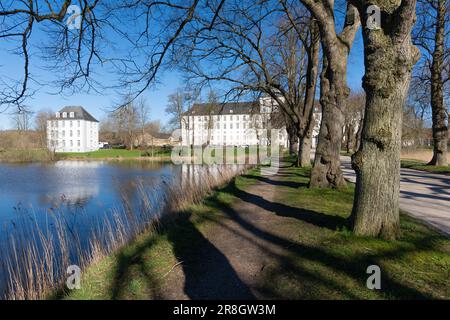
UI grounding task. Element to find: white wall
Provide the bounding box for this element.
[181,99,288,147]
[47,119,99,153]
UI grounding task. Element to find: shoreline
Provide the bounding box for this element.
[59,162,450,300]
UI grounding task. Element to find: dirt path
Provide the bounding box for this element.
[159,166,302,299]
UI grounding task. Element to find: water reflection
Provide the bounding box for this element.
[0,160,247,298]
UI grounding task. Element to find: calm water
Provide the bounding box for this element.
[0,160,181,296]
[0,160,177,229]
[0,160,244,297]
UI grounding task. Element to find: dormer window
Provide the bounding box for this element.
[70,112,75,118]
[62,112,67,118]
[56,112,60,118]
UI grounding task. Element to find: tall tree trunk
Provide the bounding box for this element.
[346,124,354,153]
[298,21,320,168]
[287,123,299,156]
[299,130,313,167]
[310,54,347,188]
[428,0,448,166]
[355,116,364,151]
[351,0,420,239]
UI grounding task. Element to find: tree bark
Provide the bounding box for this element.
[355,115,364,151]
[298,21,320,168]
[350,0,420,239]
[309,54,347,188]
[428,0,448,166]
[306,3,359,188]
[287,123,299,156]
[299,129,313,167]
[346,124,354,153]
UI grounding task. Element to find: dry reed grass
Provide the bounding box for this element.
[1,164,250,300]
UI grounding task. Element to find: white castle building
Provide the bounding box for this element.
[47,106,99,153]
[181,97,289,147]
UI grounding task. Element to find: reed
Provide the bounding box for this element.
[1,164,250,300]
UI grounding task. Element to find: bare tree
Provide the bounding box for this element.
[112,99,139,150]
[413,0,449,166]
[176,2,320,166]
[403,77,432,148]
[12,108,33,132]
[205,90,219,146]
[0,1,102,111]
[137,97,150,147]
[283,0,360,186]
[34,109,53,147]
[342,92,365,153]
[166,89,191,131]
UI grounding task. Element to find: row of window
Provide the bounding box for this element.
[49,120,97,128]
[50,130,82,138]
[188,115,257,122]
[187,122,268,130]
[55,112,76,119]
[50,140,96,147]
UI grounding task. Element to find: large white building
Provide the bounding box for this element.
[47,106,99,153]
[181,97,289,147]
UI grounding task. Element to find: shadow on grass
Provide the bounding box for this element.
[208,189,436,299]
[165,212,256,300]
[69,165,444,300]
[219,179,348,231]
[106,211,255,300]
[241,174,308,189]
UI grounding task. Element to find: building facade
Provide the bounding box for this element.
[181,97,289,147]
[47,106,99,153]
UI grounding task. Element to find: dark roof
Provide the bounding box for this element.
[184,101,260,116]
[50,106,99,122]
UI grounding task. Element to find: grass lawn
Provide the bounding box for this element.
[60,165,450,300]
[401,159,450,175]
[59,148,171,159]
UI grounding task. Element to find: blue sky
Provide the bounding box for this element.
[0,7,365,130]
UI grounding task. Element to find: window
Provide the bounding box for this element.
[70,130,73,137]
[70,121,73,127]
[230,124,233,129]
[77,130,80,137]
[70,140,73,147]
[62,112,67,118]
[56,112,60,118]
[223,124,226,129]
[70,112,75,118]
[62,130,65,137]
[237,123,239,129]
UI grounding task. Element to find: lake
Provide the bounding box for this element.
[0,160,244,298]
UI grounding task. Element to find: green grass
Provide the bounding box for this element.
[401,159,450,175]
[59,148,171,159]
[60,165,450,300]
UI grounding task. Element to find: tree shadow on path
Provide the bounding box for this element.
[166,212,256,300]
[225,179,348,231]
